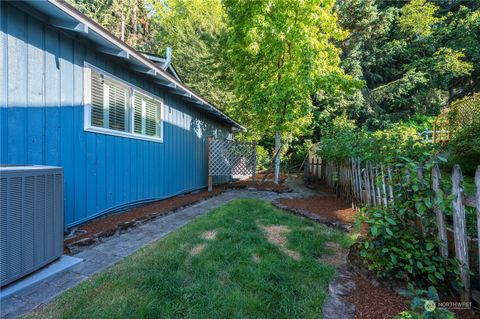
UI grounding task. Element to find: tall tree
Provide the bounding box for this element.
[223,0,348,183]
[332,0,478,130]
[148,0,233,109]
[68,0,153,49]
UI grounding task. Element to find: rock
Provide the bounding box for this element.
[329,274,356,297]
[71,237,96,247]
[323,294,355,319]
[117,220,135,231]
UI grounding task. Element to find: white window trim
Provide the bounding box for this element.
[83,63,164,143]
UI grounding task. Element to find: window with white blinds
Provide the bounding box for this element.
[86,67,163,142]
[133,91,162,138]
[91,70,129,132]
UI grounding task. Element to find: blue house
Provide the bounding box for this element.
[0,0,245,228]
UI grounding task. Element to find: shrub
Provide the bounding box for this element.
[356,158,462,292]
[447,124,480,176]
[317,115,438,163]
[317,115,357,162]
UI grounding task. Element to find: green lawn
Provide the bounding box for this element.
[28,199,353,319]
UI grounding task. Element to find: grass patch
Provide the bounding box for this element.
[28,199,353,319]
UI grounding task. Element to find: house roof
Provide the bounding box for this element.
[140,52,184,84]
[19,0,245,132]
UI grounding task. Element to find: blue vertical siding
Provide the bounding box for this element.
[0,2,232,228]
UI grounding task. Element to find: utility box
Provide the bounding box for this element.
[0,165,64,287]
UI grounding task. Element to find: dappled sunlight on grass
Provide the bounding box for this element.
[27,199,353,319]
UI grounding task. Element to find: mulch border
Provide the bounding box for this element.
[65,183,293,254]
[271,199,353,232]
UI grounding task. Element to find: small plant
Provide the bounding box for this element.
[395,286,455,319]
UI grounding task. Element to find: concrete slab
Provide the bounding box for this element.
[0,255,82,300]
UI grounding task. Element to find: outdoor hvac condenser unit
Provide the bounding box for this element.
[0,165,64,287]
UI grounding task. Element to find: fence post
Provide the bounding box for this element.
[303,158,309,185]
[208,136,213,192]
[316,158,320,182]
[351,158,357,208]
[252,142,257,185]
[475,166,480,278]
[364,162,371,205]
[369,163,377,206]
[381,165,388,207]
[357,159,364,205]
[308,158,315,184]
[387,167,394,205]
[375,166,381,206]
[451,165,470,302]
[432,165,448,258]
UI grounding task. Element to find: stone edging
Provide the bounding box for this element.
[65,190,229,254]
[271,199,352,232]
[323,266,356,319]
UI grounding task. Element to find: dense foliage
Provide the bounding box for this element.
[357,157,462,291]
[326,0,480,131]
[222,0,351,142]
[447,124,480,176]
[67,0,153,48]
[317,115,435,163]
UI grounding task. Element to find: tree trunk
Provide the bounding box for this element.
[274,131,281,184]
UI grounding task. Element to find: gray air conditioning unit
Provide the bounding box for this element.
[0,165,64,287]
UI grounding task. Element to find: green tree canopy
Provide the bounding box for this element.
[223,0,351,141]
[148,0,234,109]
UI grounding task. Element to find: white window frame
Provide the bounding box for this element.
[132,89,164,139]
[83,63,164,143]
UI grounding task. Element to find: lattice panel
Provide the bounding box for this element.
[209,139,256,176]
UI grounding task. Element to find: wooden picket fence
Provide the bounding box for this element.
[305,157,480,303]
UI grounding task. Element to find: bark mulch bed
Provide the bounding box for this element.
[348,245,479,319]
[64,186,228,253]
[65,177,291,254]
[273,195,356,231]
[345,274,409,318]
[345,274,478,319]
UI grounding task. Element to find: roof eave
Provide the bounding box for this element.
[41,0,246,132]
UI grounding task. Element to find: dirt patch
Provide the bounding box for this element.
[190,244,206,256]
[230,181,291,193]
[260,224,301,260]
[201,230,217,241]
[277,195,356,225]
[229,171,291,193]
[318,241,348,267]
[262,225,290,246]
